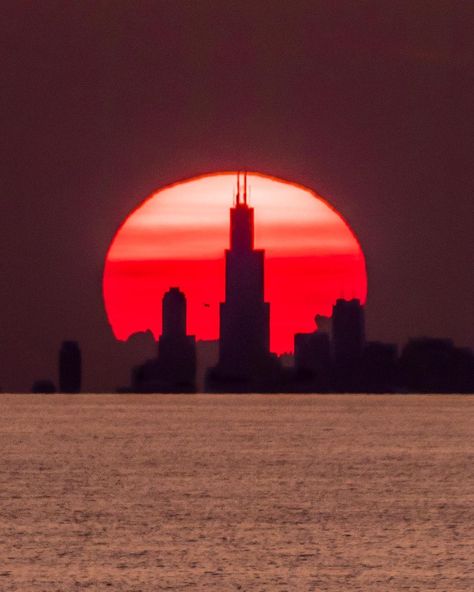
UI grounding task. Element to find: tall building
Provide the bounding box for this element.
[156,288,196,385]
[207,172,280,392]
[332,298,365,391]
[59,340,81,393]
[130,287,196,393]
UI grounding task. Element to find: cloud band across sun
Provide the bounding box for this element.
[103,172,367,353]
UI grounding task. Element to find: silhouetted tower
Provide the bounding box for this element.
[162,286,186,338]
[157,287,196,383]
[332,299,365,390]
[332,299,365,360]
[207,172,278,391]
[59,340,81,393]
[130,287,196,393]
[219,173,270,373]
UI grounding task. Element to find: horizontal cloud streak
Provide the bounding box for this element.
[103,173,367,352]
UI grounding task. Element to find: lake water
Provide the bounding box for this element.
[0,394,472,591]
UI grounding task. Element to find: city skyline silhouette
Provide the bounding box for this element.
[1,5,472,590]
[27,173,473,394]
[1,3,472,393]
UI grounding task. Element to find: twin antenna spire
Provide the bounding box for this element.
[235,171,248,206]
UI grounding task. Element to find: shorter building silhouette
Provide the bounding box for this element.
[399,338,474,393]
[361,341,398,393]
[287,303,402,393]
[294,316,332,392]
[129,287,196,393]
[59,341,81,393]
[332,299,365,391]
[31,379,56,394]
[286,300,473,393]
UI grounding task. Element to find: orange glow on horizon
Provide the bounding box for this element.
[103,172,367,353]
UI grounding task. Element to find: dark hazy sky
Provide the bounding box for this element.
[1,1,473,391]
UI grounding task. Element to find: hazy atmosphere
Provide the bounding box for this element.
[1,2,473,391]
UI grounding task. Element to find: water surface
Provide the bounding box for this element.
[0,394,472,590]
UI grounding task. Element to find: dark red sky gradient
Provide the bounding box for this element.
[103,173,367,352]
[0,3,472,391]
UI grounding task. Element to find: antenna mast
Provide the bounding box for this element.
[235,170,249,206]
[236,171,240,205]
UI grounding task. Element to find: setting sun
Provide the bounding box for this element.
[103,172,367,353]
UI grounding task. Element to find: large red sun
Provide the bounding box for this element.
[103,172,367,353]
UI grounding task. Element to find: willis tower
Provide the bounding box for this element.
[206,172,280,392]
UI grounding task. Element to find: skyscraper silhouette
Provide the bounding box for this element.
[156,288,196,385]
[207,172,280,392]
[58,340,81,393]
[130,287,196,393]
[332,298,365,391]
